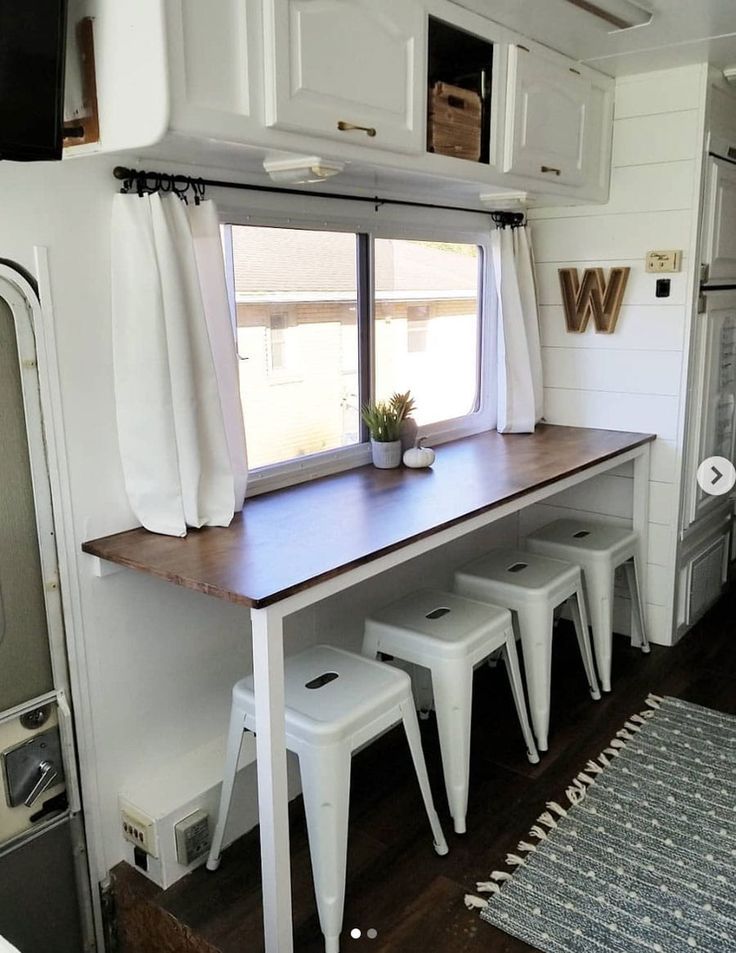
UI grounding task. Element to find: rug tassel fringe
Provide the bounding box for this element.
[464,894,489,911]
[646,694,663,709]
[546,801,567,817]
[586,760,604,775]
[567,785,586,805]
[517,841,537,853]
[506,853,526,866]
[538,811,558,829]
[490,871,513,882]
[529,825,547,841]
[476,881,501,894]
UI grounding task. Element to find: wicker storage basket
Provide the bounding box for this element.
[427,81,482,162]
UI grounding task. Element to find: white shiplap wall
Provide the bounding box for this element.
[524,64,709,646]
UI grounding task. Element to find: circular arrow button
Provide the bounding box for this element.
[696,456,736,496]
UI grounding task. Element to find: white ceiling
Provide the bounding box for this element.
[455,0,736,75]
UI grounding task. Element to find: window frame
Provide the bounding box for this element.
[218,191,496,495]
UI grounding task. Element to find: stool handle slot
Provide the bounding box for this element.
[573,531,591,538]
[305,672,339,690]
[507,562,528,573]
[425,607,451,620]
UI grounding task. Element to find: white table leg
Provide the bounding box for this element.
[632,445,651,645]
[251,605,294,953]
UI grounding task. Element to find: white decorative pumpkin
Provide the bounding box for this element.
[403,438,435,468]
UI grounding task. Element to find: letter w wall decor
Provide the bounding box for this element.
[558,267,630,334]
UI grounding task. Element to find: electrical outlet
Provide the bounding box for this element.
[646,250,682,273]
[174,810,210,865]
[121,805,158,857]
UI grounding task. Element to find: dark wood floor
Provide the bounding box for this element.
[113,588,736,953]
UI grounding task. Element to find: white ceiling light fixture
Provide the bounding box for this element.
[262,155,345,185]
[563,0,653,32]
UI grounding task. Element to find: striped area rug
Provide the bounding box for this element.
[466,695,736,953]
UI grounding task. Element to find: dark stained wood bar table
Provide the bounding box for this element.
[83,424,655,953]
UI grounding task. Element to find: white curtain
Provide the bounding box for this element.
[111,192,248,537]
[491,225,544,433]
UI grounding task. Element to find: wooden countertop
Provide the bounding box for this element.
[82,425,655,609]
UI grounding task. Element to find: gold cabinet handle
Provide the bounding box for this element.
[337,120,377,137]
[541,165,562,175]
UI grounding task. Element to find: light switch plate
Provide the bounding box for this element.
[646,250,682,273]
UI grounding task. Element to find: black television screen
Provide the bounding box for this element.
[0,0,68,161]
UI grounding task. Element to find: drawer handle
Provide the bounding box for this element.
[337,120,377,137]
[541,165,562,176]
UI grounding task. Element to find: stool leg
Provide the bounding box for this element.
[299,743,352,953]
[429,660,473,834]
[501,631,540,765]
[399,698,449,854]
[207,702,247,871]
[568,589,602,701]
[587,583,613,693]
[624,557,650,653]
[515,604,554,753]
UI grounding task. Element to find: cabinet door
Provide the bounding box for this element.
[504,46,591,186]
[702,158,736,282]
[264,0,425,153]
[166,0,262,139]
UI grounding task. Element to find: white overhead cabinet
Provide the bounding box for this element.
[262,0,426,153]
[504,45,594,187]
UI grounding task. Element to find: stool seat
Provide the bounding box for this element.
[526,518,649,693]
[364,590,539,835]
[208,645,447,953]
[366,589,513,660]
[455,548,600,753]
[237,644,409,744]
[455,548,580,602]
[526,518,637,561]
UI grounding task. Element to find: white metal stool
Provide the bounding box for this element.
[525,518,650,692]
[207,644,448,953]
[454,549,601,753]
[363,589,539,836]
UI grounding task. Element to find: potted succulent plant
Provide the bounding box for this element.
[390,390,418,452]
[361,400,403,469]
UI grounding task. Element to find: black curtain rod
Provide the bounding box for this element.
[112,165,524,223]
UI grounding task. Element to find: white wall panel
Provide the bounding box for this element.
[612,110,701,167]
[649,440,681,484]
[543,388,680,439]
[542,348,683,396]
[532,209,693,263]
[614,66,704,119]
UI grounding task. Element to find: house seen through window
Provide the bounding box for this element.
[228,225,482,471]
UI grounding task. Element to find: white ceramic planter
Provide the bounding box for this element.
[371,439,402,469]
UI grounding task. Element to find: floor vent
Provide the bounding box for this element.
[688,536,727,624]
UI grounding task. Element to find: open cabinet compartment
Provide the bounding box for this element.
[427,16,494,164]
